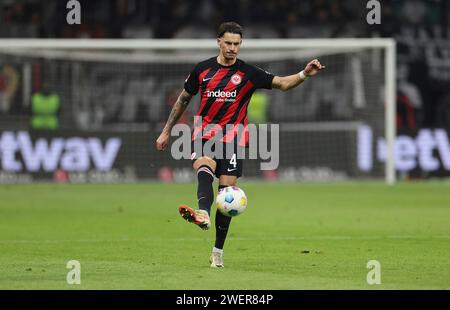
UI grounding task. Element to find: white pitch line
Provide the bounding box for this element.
[1,235,450,244]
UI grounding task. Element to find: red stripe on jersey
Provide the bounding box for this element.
[195,68,230,117]
[192,116,203,141]
[202,71,245,138]
[217,80,253,126]
[200,80,253,142]
[193,115,223,140]
[196,68,211,122]
[193,68,210,129]
[238,118,249,147]
[201,123,223,140]
[198,68,210,86]
[222,97,251,143]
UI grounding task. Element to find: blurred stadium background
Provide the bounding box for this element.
[0,0,449,184]
[1,0,450,291]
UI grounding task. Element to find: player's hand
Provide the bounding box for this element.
[156,131,170,151]
[304,59,325,77]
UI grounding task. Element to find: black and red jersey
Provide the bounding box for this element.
[184,57,274,146]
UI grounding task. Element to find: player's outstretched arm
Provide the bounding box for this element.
[156,89,193,151]
[272,59,325,91]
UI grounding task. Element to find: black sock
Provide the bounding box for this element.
[215,185,232,250]
[197,165,214,215]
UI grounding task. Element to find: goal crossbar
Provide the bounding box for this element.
[0,38,396,184]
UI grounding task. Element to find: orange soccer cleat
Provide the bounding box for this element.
[178,205,211,230]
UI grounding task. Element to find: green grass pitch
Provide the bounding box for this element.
[0,182,449,289]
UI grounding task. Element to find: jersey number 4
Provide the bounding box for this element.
[229,154,237,168]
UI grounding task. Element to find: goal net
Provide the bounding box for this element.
[0,39,395,184]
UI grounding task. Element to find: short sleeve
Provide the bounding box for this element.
[184,65,200,95]
[252,65,274,89]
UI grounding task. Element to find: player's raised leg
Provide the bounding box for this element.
[210,175,237,268]
[178,157,216,230]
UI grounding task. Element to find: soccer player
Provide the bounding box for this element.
[156,22,324,268]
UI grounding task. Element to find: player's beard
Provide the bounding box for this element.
[224,52,236,61]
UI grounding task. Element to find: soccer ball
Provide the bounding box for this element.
[216,186,247,217]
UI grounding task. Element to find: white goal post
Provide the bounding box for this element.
[0,38,396,184]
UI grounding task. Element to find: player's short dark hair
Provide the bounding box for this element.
[217,22,243,38]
